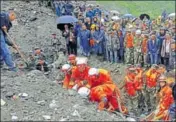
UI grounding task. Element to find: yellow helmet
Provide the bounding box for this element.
[91,24,96,29]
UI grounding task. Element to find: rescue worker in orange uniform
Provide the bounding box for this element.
[61,64,75,89]
[86,68,113,89]
[145,64,160,112]
[151,75,174,121]
[70,57,90,90]
[89,83,128,114]
[120,65,139,116]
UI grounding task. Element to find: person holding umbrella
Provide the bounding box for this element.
[62,24,71,54]
[69,27,77,55]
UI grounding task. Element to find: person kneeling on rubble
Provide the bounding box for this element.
[89,83,128,113]
[33,48,49,72]
[85,68,113,89]
[70,57,90,90]
[77,83,128,114]
[60,64,75,89]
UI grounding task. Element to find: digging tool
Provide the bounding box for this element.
[140,111,155,121]
[4,30,29,67]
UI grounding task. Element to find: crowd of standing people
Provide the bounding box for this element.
[53,0,175,72]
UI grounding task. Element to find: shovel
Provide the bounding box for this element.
[4,31,29,67]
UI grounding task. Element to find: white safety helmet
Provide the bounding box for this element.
[62,64,71,71]
[88,68,99,76]
[136,29,141,35]
[76,57,88,65]
[77,87,90,98]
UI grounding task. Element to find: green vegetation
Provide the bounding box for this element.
[97,1,175,19]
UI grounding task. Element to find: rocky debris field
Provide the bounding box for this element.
[1,70,125,121]
[1,1,129,121]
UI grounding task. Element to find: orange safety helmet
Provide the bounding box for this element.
[68,54,76,61]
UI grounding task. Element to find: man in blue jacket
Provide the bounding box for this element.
[79,24,91,57]
[0,11,17,71]
[92,25,105,56]
[93,5,101,17]
[147,33,160,65]
[86,7,94,19]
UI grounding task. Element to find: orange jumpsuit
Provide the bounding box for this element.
[62,67,76,89]
[89,83,127,113]
[155,86,174,120]
[87,69,113,88]
[71,66,90,87]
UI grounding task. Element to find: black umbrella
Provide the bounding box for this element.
[140,14,150,20]
[56,15,78,31]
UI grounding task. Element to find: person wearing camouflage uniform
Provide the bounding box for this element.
[27,51,37,70]
[141,34,149,68]
[27,47,49,72]
[124,30,134,64]
[144,64,160,112]
[134,29,143,65]
[51,51,67,69]
[122,65,139,116]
